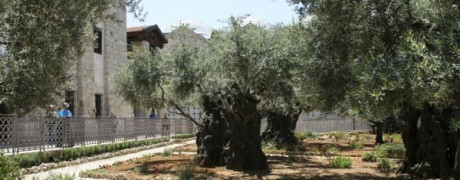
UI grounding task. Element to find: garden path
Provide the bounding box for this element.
[24,139,196,180]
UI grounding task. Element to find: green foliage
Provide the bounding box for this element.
[361,152,378,162]
[85,169,108,174]
[162,148,172,157]
[133,164,148,174]
[172,134,196,139]
[328,131,346,141]
[377,143,405,159]
[12,137,168,168]
[384,134,403,144]
[330,156,352,169]
[175,164,195,180]
[0,153,22,180]
[378,158,393,172]
[289,0,460,123]
[349,139,364,149]
[0,0,145,114]
[295,131,318,141]
[44,173,75,180]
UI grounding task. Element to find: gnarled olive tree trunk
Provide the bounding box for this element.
[196,93,268,171]
[261,106,301,147]
[195,96,228,167]
[399,103,459,179]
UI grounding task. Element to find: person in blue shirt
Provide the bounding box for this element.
[57,102,72,147]
[58,102,72,118]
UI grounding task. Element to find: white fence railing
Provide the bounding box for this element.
[261,118,371,134]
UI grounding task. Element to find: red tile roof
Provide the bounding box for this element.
[127,26,145,33]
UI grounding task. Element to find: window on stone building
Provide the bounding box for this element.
[94,28,102,54]
[95,94,102,117]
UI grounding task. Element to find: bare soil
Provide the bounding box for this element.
[84,132,399,179]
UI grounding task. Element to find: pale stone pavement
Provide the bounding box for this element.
[24,139,196,180]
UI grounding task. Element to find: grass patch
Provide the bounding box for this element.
[11,137,168,168]
[42,173,75,180]
[172,134,196,139]
[384,134,403,144]
[349,139,364,149]
[377,143,405,159]
[0,153,22,180]
[328,131,346,141]
[295,131,318,141]
[133,164,148,174]
[330,156,352,168]
[175,164,195,180]
[85,169,108,174]
[378,158,393,172]
[162,148,172,157]
[361,152,377,162]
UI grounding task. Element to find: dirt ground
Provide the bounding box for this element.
[83,132,399,179]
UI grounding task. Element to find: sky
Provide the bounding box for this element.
[127,0,299,36]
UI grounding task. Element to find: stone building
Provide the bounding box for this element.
[65,6,133,117]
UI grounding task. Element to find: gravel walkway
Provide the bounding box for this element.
[24,139,196,180]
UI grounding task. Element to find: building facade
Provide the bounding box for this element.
[65,7,133,117]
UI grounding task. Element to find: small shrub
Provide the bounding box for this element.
[377,143,405,158]
[330,156,352,168]
[361,152,377,162]
[172,134,195,139]
[384,134,403,144]
[0,153,22,180]
[12,137,169,168]
[133,164,148,174]
[349,139,364,149]
[328,131,346,141]
[44,173,75,180]
[175,164,195,180]
[295,131,318,141]
[378,158,393,172]
[162,148,172,157]
[325,144,341,159]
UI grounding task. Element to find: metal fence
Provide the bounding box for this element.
[0,115,196,154]
[261,118,371,134]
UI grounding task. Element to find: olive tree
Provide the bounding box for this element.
[0,0,144,115]
[115,19,300,170]
[289,0,460,178]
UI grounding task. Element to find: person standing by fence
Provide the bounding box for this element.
[57,102,72,147]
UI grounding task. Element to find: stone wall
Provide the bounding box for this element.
[68,6,133,118]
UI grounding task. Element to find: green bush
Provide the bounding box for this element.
[384,134,403,144]
[175,164,195,180]
[0,153,22,180]
[133,164,148,174]
[361,152,377,162]
[328,131,346,141]
[349,139,364,149]
[172,134,196,139]
[12,137,169,168]
[162,148,172,157]
[330,156,352,168]
[378,158,393,172]
[44,173,75,180]
[377,143,405,158]
[295,131,318,141]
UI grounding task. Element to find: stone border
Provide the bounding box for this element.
[21,138,196,175]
